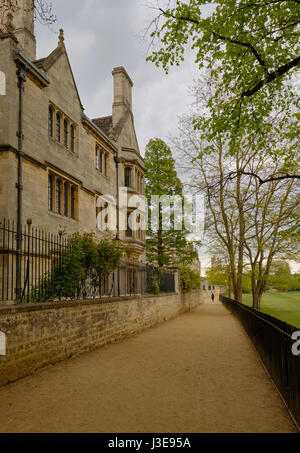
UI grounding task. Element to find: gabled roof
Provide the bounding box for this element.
[34,46,64,72]
[92,108,131,141]
[14,49,50,88]
[93,107,141,156]
[92,116,113,138]
[34,36,84,110]
[82,114,118,153]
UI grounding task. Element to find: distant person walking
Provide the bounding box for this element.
[211,293,215,303]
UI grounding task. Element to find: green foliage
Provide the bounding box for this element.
[206,264,229,287]
[267,260,300,291]
[30,233,123,301]
[181,266,201,292]
[242,272,252,294]
[147,1,300,168]
[145,138,199,270]
[151,278,161,295]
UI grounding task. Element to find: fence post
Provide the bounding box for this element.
[173,268,180,293]
[15,61,27,303]
[21,218,32,303]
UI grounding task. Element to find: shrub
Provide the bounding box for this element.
[151,278,160,295]
[30,233,123,301]
[181,266,201,292]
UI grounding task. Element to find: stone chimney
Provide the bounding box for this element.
[112,66,133,125]
[12,0,36,61]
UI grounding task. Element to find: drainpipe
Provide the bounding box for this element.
[114,153,121,296]
[15,61,27,303]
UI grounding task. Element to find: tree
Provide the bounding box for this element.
[147,1,299,97]
[145,138,199,271]
[173,78,300,308]
[146,1,300,179]
[206,264,230,288]
[267,259,294,291]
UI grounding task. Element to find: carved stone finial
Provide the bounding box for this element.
[58,28,64,47]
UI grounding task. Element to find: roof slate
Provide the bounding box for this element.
[92,116,113,137]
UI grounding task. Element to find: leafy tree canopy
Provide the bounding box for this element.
[147,1,300,168]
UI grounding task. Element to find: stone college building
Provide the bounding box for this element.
[0,0,146,264]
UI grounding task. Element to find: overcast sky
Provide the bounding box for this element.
[35,0,200,156]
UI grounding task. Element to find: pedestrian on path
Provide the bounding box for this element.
[211,293,215,303]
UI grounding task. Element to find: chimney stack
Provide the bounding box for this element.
[12,0,36,61]
[112,66,133,126]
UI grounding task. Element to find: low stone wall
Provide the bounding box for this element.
[0,290,203,387]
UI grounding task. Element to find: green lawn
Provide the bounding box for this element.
[243,292,300,328]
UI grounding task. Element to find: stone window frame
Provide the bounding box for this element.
[96,196,110,232]
[126,210,145,242]
[48,174,54,211]
[135,169,144,194]
[95,145,100,170]
[138,170,145,194]
[126,210,133,238]
[48,106,54,138]
[95,143,109,178]
[56,112,61,143]
[64,118,69,149]
[70,124,76,153]
[124,164,144,193]
[135,214,145,242]
[49,103,77,154]
[48,171,78,221]
[124,166,133,189]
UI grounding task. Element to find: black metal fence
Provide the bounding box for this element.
[0,219,175,303]
[220,295,300,428]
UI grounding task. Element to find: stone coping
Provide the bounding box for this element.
[0,292,180,315]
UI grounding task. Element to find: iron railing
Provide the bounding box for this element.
[220,294,300,429]
[0,219,175,303]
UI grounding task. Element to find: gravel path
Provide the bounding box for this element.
[0,303,296,433]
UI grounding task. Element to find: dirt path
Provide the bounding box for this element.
[0,303,296,433]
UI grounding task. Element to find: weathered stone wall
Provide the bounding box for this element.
[0,290,203,387]
[0,34,146,262]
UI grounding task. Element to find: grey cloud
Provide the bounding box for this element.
[35,0,199,154]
